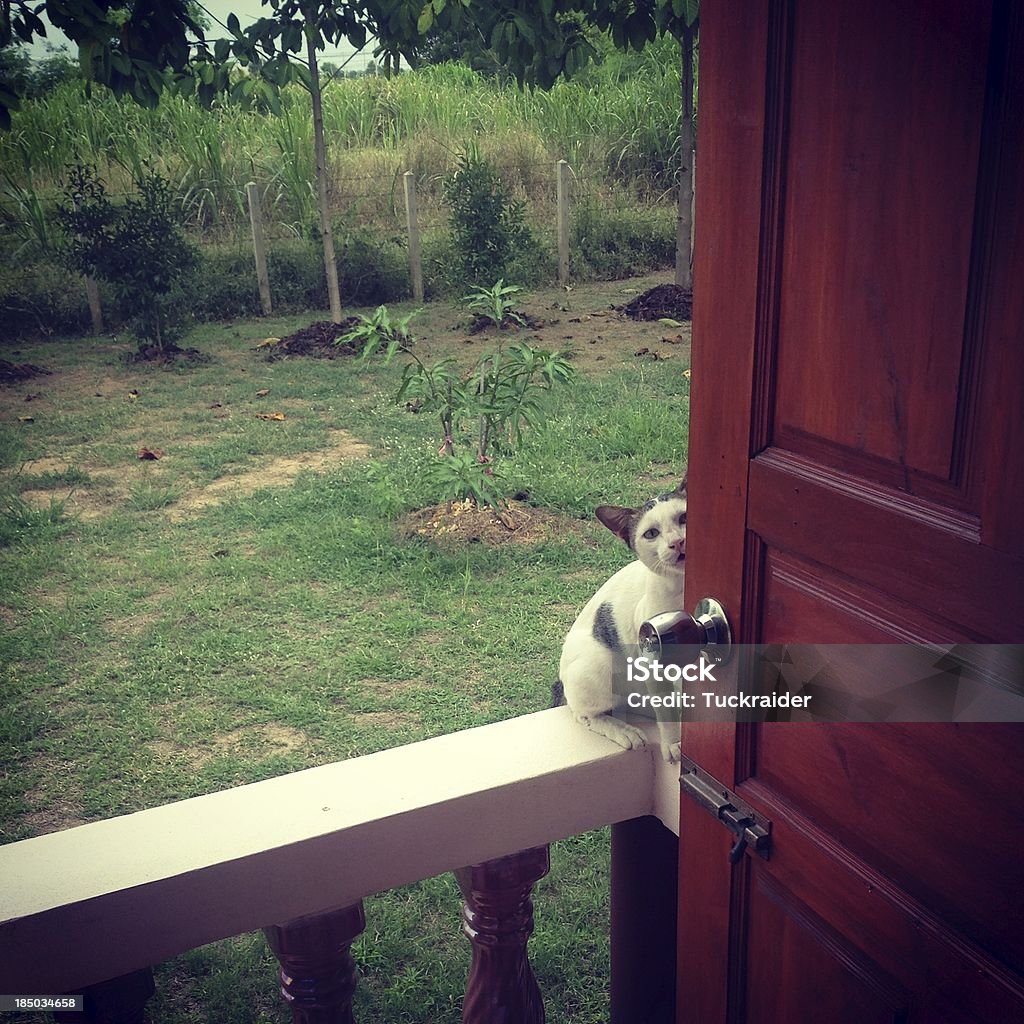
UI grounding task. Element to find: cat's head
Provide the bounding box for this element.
[595,477,687,577]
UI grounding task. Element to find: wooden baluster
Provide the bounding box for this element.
[53,967,154,1024]
[456,845,550,1024]
[264,902,366,1024]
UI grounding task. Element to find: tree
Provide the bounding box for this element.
[58,165,199,353]
[185,2,438,322]
[0,1,203,127]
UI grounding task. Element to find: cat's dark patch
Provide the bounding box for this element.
[592,601,623,652]
[550,679,566,707]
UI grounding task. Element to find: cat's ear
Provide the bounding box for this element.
[595,505,637,547]
[675,473,688,495]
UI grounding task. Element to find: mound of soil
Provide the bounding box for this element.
[620,284,693,322]
[467,312,547,335]
[399,498,581,547]
[125,343,210,365]
[263,318,363,360]
[0,359,51,385]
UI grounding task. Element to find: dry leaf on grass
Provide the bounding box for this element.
[137,447,164,460]
[256,412,286,421]
[255,389,270,397]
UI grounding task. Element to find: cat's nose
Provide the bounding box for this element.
[670,537,686,555]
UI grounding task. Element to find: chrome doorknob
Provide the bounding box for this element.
[638,598,733,664]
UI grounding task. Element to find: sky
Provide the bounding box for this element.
[27,1,374,70]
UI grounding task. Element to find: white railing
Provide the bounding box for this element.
[0,708,679,1019]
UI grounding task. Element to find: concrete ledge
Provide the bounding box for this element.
[0,708,677,993]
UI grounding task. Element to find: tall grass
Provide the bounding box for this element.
[0,37,682,241]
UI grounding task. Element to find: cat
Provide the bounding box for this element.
[554,479,687,763]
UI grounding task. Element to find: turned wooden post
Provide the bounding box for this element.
[456,845,550,1024]
[264,902,366,1024]
[53,967,154,1024]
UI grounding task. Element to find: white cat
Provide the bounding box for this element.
[556,480,687,763]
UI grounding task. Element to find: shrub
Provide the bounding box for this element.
[57,166,199,352]
[267,241,329,311]
[442,147,542,288]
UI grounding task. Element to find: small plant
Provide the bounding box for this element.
[57,165,199,354]
[464,280,525,329]
[474,342,576,458]
[342,305,418,362]
[397,341,575,520]
[352,304,575,522]
[426,451,506,514]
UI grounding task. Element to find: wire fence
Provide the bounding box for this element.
[0,158,680,336]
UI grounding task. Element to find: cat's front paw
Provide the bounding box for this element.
[615,723,648,751]
[661,741,682,764]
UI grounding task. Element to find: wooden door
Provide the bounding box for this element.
[679,1,1024,1022]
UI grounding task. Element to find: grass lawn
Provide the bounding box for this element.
[0,274,690,1023]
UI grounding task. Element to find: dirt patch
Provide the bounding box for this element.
[18,486,109,521]
[355,677,429,697]
[215,723,309,752]
[170,429,370,520]
[399,498,585,547]
[19,456,74,476]
[0,359,52,385]
[619,283,693,322]
[261,319,363,360]
[349,710,420,729]
[145,723,311,769]
[124,343,210,365]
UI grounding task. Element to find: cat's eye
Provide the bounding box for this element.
[643,527,659,540]
[678,513,687,525]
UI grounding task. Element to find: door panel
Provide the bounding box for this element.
[679,1,1024,1022]
[753,723,1024,971]
[746,873,910,1024]
[774,0,989,484]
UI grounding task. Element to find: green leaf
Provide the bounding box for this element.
[417,7,433,33]
[627,14,652,50]
[227,12,241,35]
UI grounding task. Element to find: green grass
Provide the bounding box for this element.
[0,288,688,1023]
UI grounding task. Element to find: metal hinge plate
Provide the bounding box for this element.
[678,754,772,862]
